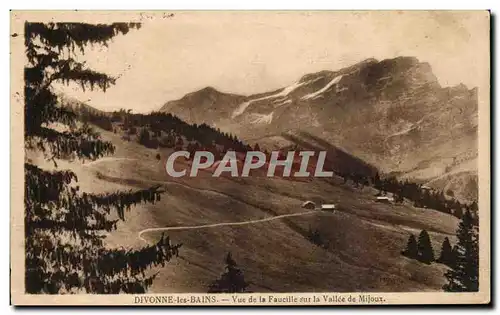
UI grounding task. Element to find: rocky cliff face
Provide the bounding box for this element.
[160,57,478,201]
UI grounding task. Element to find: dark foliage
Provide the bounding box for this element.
[436,237,455,267]
[369,173,478,222]
[417,230,435,264]
[401,234,418,259]
[208,252,249,293]
[307,226,328,249]
[443,210,479,292]
[138,128,151,147]
[74,105,113,131]
[24,22,181,294]
[110,111,250,154]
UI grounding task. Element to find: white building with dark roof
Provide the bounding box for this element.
[376,196,394,203]
[321,204,336,211]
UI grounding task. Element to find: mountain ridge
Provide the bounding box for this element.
[159,56,478,202]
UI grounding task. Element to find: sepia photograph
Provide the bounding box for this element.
[9,10,490,305]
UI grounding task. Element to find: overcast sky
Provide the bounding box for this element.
[56,11,489,113]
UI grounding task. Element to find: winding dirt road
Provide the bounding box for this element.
[137,210,320,243]
[83,157,138,167]
[83,157,329,244]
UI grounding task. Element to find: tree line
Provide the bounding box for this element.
[111,111,251,153]
[401,210,478,292]
[336,170,478,223]
[374,174,478,222]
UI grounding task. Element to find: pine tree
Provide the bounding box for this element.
[208,252,249,293]
[417,230,435,264]
[443,210,479,292]
[436,237,455,267]
[24,22,181,294]
[401,234,418,259]
[307,226,327,248]
[138,128,150,146]
[373,171,381,188]
[470,200,478,212]
[394,193,404,204]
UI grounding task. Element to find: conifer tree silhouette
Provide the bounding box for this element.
[417,230,435,264]
[401,234,418,259]
[24,22,181,294]
[138,128,150,146]
[208,252,249,293]
[443,210,479,292]
[436,237,455,267]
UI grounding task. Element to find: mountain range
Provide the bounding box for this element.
[160,56,478,202]
[44,56,477,292]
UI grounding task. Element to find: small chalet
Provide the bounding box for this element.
[321,204,336,212]
[376,196,394,204]
[302,201,316,209]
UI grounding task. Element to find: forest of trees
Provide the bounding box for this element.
[108,110,251,154]
[24,22,181,294]
[401,210,479,292]
[70,104,114,132]
[401,230,434,264]
[369,173,478,222]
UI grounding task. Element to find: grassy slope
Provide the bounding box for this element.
[30,127,460,293]
[243,130,478,203]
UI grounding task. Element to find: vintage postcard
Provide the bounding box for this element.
[10,10,490,305]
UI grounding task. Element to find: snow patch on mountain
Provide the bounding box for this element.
[385,116,427,140]
[273,99,292,107]
[336,86,349,93]
[387,124,418,138]
[232,80,306,118]
[249,112,274,124]
[301,74,344,100]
